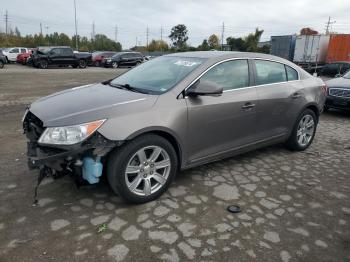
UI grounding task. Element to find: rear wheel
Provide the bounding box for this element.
[39,59,48,69]
[79,59,87,68]
[107,134,178,204]
[0,61,4,69]
[94,61,100,67]
[286,109,317,151]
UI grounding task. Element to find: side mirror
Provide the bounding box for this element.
[186,80,223,97]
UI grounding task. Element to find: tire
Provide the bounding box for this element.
[79,59,87,68]
[112,61,119,68]
[323,105,329,112]
[94,61,100,67]
[39,59,48,69]
[0,61,4,69]
[286,109,317,151]
[107,134,178,204]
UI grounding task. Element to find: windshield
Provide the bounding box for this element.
[343,70,350,79]
[110,56,205,94]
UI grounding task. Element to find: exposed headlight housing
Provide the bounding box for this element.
[38,119,106,145]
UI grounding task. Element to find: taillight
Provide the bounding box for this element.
[321,83,328,95]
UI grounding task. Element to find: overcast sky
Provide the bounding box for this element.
[1,0,350,48]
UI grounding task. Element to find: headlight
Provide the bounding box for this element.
[106,58,111,62]
[38,119,105,145]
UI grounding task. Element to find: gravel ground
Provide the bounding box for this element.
[0,64,349,262]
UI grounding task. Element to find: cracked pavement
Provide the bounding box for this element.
[0,65,349,261]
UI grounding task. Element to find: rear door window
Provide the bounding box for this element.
[285,65,298,81]
[61,48,73,55]
[21,48,26,53]
[254,60,287,85]
[11,48,19,53]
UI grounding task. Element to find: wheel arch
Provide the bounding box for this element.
[125,127,184,169]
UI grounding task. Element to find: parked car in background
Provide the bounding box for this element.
[91,51,117,67]
[23,51,326,203]
[31,46,92,69]
[16,50,33,65]
[319,62,350,77]
[325,70,350,111]
[0,50,6,68]
[2,47,30,62]
[104,52,144,68]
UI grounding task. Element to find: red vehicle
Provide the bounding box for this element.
[91,51,117,66]
[16,50,33,65]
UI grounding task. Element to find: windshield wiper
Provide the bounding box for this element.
[109,83,149,94]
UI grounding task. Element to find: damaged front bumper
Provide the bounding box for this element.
[23,110,121,184]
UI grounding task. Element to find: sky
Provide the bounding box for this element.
[1,0,350,48]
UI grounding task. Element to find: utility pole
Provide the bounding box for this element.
[45,26,50,46]
[146,27,149,48]
[325,16,336,35]
[4,10,9,35]
[114,25,118,42]
[160,26,164,54]
[74,0,78,50]
[91,21,95,40]
[221,22,225,50]
[40,22,43,35]
[135,37,138,48]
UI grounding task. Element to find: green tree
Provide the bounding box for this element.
[198,39,210,51]
[226,37,245,51]
[147,39,169,52]
[169,24,188,50]
[244,28,264,52]
[208,34,219,49]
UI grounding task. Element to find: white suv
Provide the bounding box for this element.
[2,47,29,62]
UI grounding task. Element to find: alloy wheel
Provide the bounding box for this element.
[124,146,171,196]
[296,114,315,147]
[112,62,118,68]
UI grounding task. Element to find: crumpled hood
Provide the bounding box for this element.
[29,83,157,127]
[326,77,350,88]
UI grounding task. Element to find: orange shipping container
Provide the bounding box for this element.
[326,34,350,63]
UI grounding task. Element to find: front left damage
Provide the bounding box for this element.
[23,110,121,200]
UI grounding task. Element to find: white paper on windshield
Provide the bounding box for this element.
[174,60,200,67]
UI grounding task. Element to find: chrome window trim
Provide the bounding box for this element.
[183,57,301,97]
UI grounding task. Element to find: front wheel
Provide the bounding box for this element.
[107,134,178,204]
[39,59,48,69]
[0,61,4,69]
[286,109,317,151]
[112,61,119,68]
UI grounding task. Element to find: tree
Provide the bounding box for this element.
[147,39,169,52]
[208,34,219,49]
[198,39,210,51]
[226,37,245,51]
[169,24,188,50]
[244,28,264,52]
[300,28,318,35]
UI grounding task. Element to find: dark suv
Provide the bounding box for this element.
[104,52,144,68]
[0,50,6,69]
[32,46,92,69]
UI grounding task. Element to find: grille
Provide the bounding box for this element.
[329,88,350,98]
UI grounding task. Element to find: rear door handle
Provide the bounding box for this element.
[241,102,256,110]
[291,92,302,99]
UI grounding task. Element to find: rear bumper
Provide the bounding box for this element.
[326,96,350,110]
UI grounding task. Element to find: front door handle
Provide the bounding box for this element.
[291,92,302,99]
[241,102,255,110]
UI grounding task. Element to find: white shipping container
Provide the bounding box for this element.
[293,35,330,64]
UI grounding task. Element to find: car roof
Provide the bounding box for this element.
[165,51,287,61]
